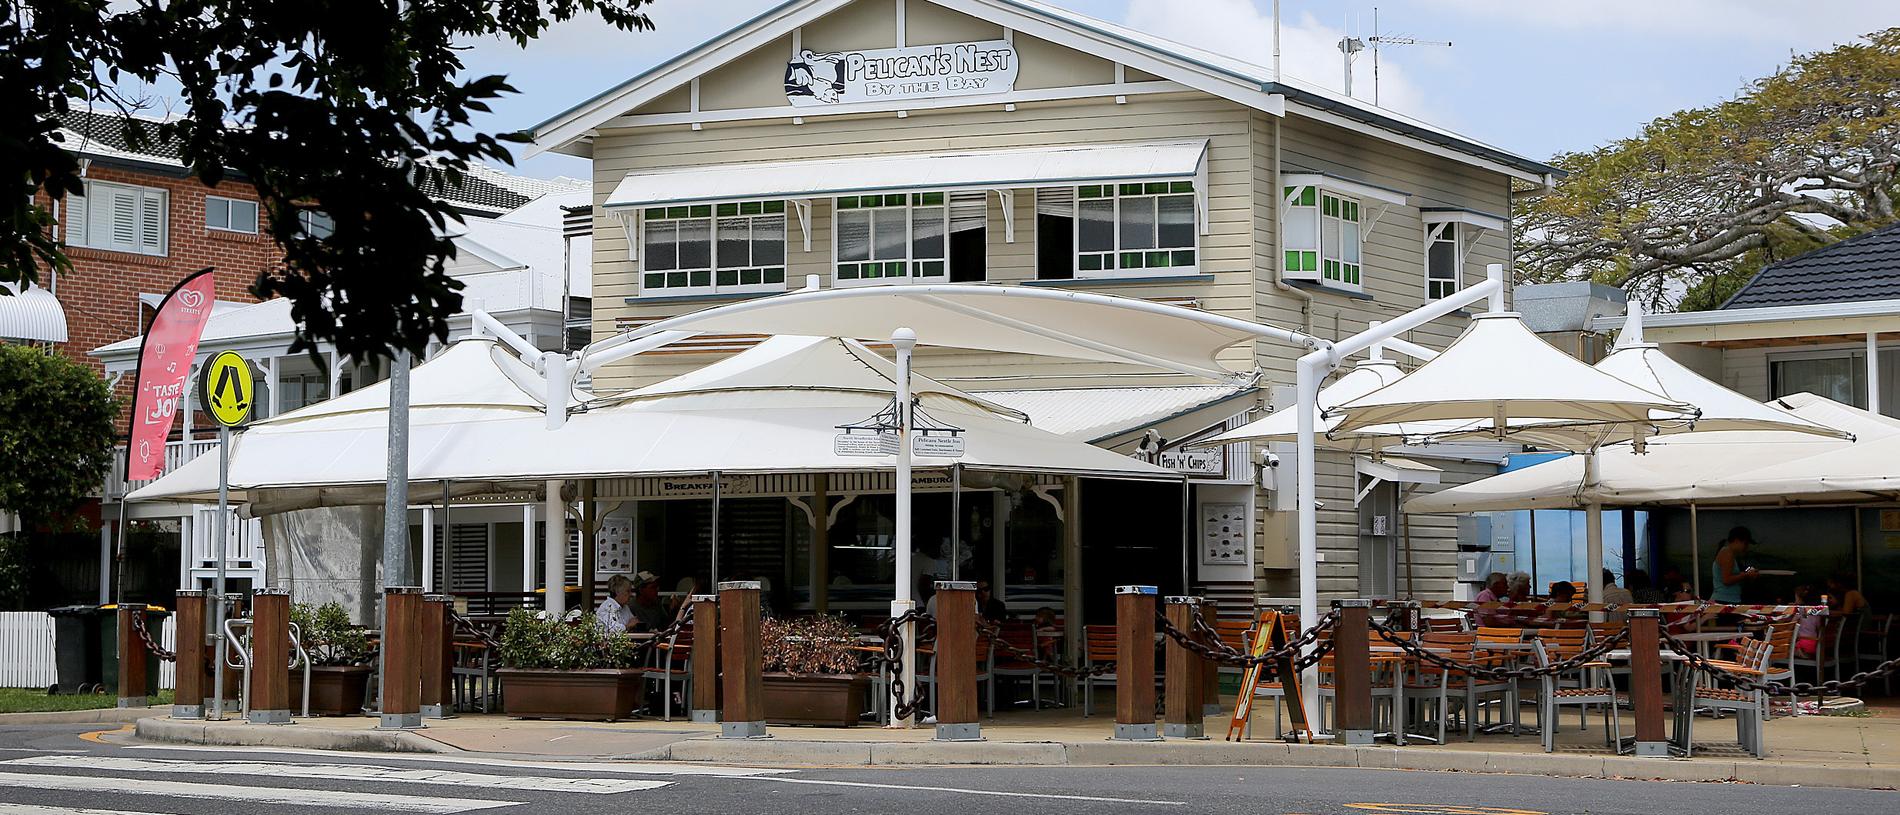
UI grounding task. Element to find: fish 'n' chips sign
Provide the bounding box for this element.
[785,40,1018,106]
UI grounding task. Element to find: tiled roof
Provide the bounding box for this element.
[1722,222,1900,309]
[49,103,577,215]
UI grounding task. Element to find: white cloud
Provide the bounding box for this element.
[1122,0,1432,119]
[1432,0,1892,45]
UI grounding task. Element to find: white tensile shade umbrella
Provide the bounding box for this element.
[1331,312,1696,436]
[1328,309,1697,602]
[1203,356,1478,452]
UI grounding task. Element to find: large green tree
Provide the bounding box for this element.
[0,344,117,527]
[1,1,654,360]
[1517,28,1900,310]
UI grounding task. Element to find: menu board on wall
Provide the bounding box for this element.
[1201,502,1248,565]
[596,517,634,577]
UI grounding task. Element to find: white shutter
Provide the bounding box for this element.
[1035,187,1073,217]
[949,190,987,234]
[64,189,87,246]
[110,188,139,251]
[140,188,166,254]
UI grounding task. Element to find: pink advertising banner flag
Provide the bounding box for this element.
[126,268,219,481]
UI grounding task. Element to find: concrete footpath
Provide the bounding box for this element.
[120,708,1900,791]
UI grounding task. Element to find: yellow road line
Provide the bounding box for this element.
[77,725,131,745]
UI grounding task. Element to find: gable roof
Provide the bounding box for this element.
[529,0,1560,181]
[1721,222,1900,309]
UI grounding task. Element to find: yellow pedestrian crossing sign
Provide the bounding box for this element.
[201,351,253,427]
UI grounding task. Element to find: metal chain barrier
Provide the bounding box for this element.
[1368,619,1628,680]
[972,618,1112,679]
[1662,627,1900,697]
[876,609,936,721]
[129,608,176,662]
[1154,608,1340,670]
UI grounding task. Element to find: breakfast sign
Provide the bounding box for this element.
[784,40,1018,106]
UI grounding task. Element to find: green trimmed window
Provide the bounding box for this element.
[1282,185,1362,289]
[641,200,787,294]
[1074,181,1197,278]
[833,192,948,285]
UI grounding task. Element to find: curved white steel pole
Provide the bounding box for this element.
[890,327,917,728]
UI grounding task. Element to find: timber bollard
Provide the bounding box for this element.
[420,594,454,719]
[1628,608,1668,757]
[380,587,425,729]
[718,581,767,739]
[1200,599,1222,718]
[933,581,981,741]
[172,590,207,719]
[116,605,149,709]
[1332,599,1374,745]
[689,594,720,723]
[1163,596,1207,739]
[1112,585,1160,741]
[249,589,292,724]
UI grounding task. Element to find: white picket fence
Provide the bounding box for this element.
[0,612,56,688]
[0,611,176,691]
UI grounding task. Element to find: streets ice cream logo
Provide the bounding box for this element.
[784,40,1017,107]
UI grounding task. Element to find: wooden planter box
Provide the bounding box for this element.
[497,668,645,722]
[762,673,868,727]
[288,665,371,717]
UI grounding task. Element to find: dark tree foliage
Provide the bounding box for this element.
[0,344,117,527]
[1,1,654,359]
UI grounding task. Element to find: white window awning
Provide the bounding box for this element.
[0,282,69,343]
[1421,206,1507,233]
[604,140,1210,211]
[1280,172,1410,208]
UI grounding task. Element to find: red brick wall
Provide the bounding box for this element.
[40,163,284,428]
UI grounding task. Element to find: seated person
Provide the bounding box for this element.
[628,570,669,632]
[975,581,1008,624]
[596,574,638,633]
[1825,574,1871,617]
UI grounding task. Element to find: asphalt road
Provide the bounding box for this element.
[0,722,1892,815]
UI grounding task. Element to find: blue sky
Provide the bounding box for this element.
[462,0,1895,180]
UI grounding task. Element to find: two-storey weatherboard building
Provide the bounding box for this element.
[528,0,1561,611]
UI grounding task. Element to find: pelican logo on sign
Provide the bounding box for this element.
[200,351,254,427]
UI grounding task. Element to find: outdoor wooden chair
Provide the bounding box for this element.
[1403,631,1512,742]
[1534,629,1595,730]
[1791,613,1847,687]
[643,625,693,721]
[1078,625,1118,717]
[985,621,1047,709]
[1858,613,1895,696]
[1690,638,1775,758]
[1533,638,1621,753]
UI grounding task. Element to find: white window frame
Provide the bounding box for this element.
[1072,180,1200,280]
[1422,208,1503,301]
[638,200,788,297]
[205,195,260,235]
[297,209,335,238]
[67,179,168,256]
[1280,173,1408,294]
[831,192,952,287]
[1424,221,1461,300]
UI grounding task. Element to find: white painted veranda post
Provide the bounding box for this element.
[890,327,918,728]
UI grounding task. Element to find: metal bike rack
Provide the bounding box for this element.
[221,618,313,720]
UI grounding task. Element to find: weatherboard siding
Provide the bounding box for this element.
[589,92,1262,393]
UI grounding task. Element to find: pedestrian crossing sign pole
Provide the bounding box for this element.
[199,351,251,720]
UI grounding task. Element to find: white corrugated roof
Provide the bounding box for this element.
[974,384,1252,442]
[0,282,68,343]
[604,140,1207,210]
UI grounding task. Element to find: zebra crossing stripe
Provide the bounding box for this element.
[0,772,516,813]
[123,743,788,776]
[2,756,670,795]
[0,806,162,815]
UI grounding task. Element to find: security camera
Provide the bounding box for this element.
[1260,451,1282,468]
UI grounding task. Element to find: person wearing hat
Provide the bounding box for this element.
[627,571,669,632]
[1711,526,1760,604]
